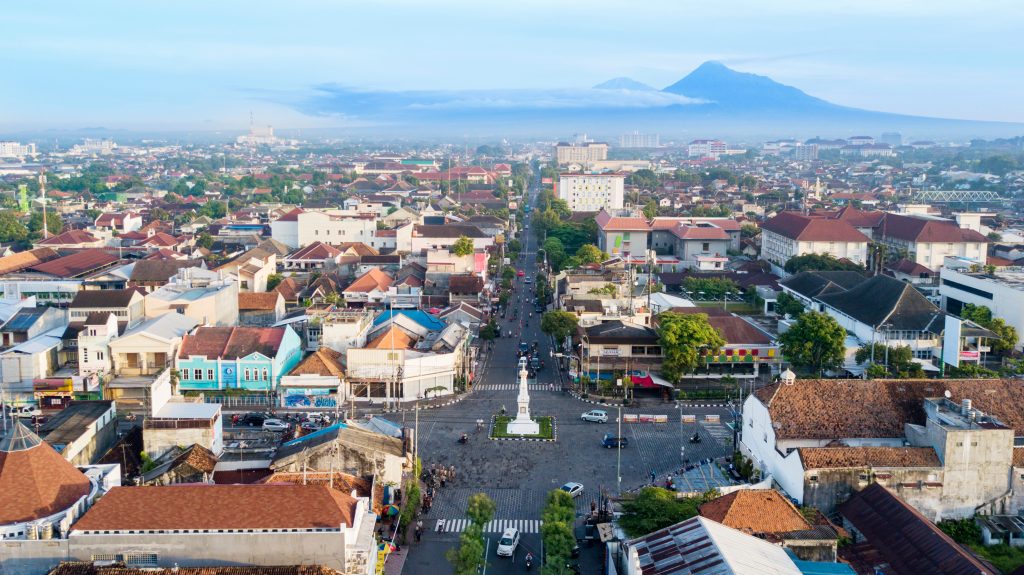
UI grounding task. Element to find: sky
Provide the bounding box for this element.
[1,0,1022,132]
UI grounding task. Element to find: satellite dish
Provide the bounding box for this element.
[944,390,952,399]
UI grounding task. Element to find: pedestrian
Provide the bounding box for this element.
[650,469,656,484]
[449,465,456,483]
[440,474,446,488]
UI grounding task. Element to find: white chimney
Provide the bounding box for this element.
[961,398,972,416]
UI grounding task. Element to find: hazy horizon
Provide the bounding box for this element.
[2,0,1022,134]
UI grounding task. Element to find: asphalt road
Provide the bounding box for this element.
[402,189,733,574]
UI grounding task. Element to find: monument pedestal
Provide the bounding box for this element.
[507,360,540,435]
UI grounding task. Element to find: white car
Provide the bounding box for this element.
[581,409,608,423]
[3,404,41,418]
[496,527,520,557]
[561,482,584,498]
[262,418,290,432]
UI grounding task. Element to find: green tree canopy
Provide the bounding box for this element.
[855,343,924,379]
[574,244,607,266]
[961,303,1017,355]
[446,524,486,575]
[541,311,579,345]
[619,487,717,537]
[465,492,496,528]
[0,212,28,244]
[541,489,577,572]
[784,253,864,274]
[683,277,739,300]
[542,236,567,271]
[656,312,725,383]
[774,292,806,318]
[28,211,63,238]
[451,235,475,257]
[779,311,847,374]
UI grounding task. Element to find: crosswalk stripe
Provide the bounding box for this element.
[440,519,546,534]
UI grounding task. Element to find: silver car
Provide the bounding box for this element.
[581,409,608,423]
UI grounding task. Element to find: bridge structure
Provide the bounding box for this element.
[910,189,1005,203]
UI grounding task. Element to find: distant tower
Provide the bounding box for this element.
[38,173,49,240]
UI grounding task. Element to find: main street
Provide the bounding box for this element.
[402,186,734,574]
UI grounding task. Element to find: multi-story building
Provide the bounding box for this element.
[144,269,239,327]
[595,209,650,257]
[939,258,1024,351]
[619,132,659,148]
[876,213,988,272]
[270,208,377,249]
[554,142,608,166]
[687,139,728,159]
[760,212,869,274]
[558,173,625,212]
[0,141,37,157]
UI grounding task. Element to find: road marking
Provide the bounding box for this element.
[447,519,544,534]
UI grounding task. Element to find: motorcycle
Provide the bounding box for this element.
[458,433,469,444]
[525,553,534,570]
[689,433,701,444]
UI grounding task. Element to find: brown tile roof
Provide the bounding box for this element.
[0,421,92,524]
[70,288,140,309]
[448,274,484,293]
[73,484,358,531]
[365,325,414,349]
[335,242,379,256]
[274,277,304,301]
[178,327,287,360]
[37,229,100,245]
[834,206,885,228]
[129,259,201,282]
[880,213,989,243]
[0,247,60,275]
[344,267,393,293]
[259,471,380,513]
[49,563,343,575]
[671,224,730,240]
[288,347,345,377]
[755,379,1024,440]
[838,483,996,575]
[30,249,120,278]
[238,291,283,311]
[698,489,812,535]
[275,207,305,222]
[762,211,869,242]
[595,210,651,232]
[288,241,342,261]
[800,447,941,469]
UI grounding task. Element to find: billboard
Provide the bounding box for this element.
[943,315,962,368]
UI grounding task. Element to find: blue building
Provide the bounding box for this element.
[176,326,303,392]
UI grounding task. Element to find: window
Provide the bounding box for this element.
[702,243,710,252]
[83,349,89,362]
[809,475,818,483]
[193,368,202,380]
[207,369,215,380]
[96,351,104,360]
[858,473,870,482]
[244,368,251,381]
[89,329,98,336]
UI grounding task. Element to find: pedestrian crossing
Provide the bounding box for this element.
[435,518,544,534]
[703,423,734,444]
[473,383,554,391]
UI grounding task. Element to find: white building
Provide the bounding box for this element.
[558,173,625,213]
[877,213,988,272]
[0,141,36,158]
[687,139,728,159]
[77,313,119,375]
[940,258,1024,351]
[760,212,869,274]
[555,142,608,166]
[270,208,377,249]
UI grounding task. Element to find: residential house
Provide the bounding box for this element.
[270,208,377,249]
[238,291,285,327]
[0,249,121,304]
[108,313,199,378]
[214,243,277,293]
[176,326,303,392]
[410,224,493,253]
[271,423,407,486]
[35,230,105,250]
[343,267,393,306]
[448,274,485,306]
[145,268,239,327]
[760,212,869,274]
[37,400,118,466]
[127,259,203,292]
[68,288,145,329]
[741,378,1024,519]
[140,444,218,486]
[283,241,343,271]
[437,302,485,329]
[77,313,118,376]
[94,212,142,234]
[0,306,66,348]
[595,209,650,258]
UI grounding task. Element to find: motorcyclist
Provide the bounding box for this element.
[459,433,468,443]
[525,552,534,569]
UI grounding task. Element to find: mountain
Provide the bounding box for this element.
[593,77,655,91]
[661,61,839,112]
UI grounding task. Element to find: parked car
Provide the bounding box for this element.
[602,434,628,449]
[262,418,290,432]
[517,270,525,277]
[581,409,608,423]
[525,278,532,284]
[496,527,520,557]
[239,412,268,426]
[561,482,584,498]
[3,404,41,418]
[301,422,321,431]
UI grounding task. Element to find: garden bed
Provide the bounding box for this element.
[490,415,555,441]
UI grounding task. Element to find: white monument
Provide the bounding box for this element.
[506,357,540,435]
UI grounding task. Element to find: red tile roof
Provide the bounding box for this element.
[595,209,650,231]
[344,267,393,293]
[275,208,305,222]
[800,447,941,469]
[880,213,989,243]
[288,241,342,261]
[37,230,100,245]
[288,347,345,377]
[0,247,59,275]
[762,211,869,242]
[699,489,812,535]
[73,484,358,531]
[671,224,730,240]
[178,327,287,360]
[29,249,120,278]
[238,292,283,311]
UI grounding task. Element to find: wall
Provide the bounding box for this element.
[940,267,1024,351]
[143,424,216,460]
[68,531,347,572]
[922,420,1015,519]
[0,539,69,575]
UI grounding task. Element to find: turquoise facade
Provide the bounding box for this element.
[177,326,303,392]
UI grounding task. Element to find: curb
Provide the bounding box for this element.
[569,391,626,408]
[488,415,557,442]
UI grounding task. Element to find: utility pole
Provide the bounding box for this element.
[39,173,49,240]
[414,404,419,464]
[617,404,622,495]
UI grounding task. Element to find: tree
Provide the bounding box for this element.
[774,292,806,317]
[574,244,606,266]
[541,311,579,346]
[0,212,28,244]
[451,235,475,257]
[466,493,496,529]
[619,487,717,537]
[740,223,760,239]
[541,490,577,573]
[542,236,567,271]
[195,232,214,249]
[479,320,499,341]
[779,311,847,374]
[656,312,725,383]
[28,211,63,238]
[642,200,659,219]
[855,343,924,378]
[446,523,486,575]
[784,253,864,274]
[266,273,283,291]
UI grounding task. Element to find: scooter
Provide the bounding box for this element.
[525,553,534,570]
[458,433,469,444]
[689,434,701,444]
